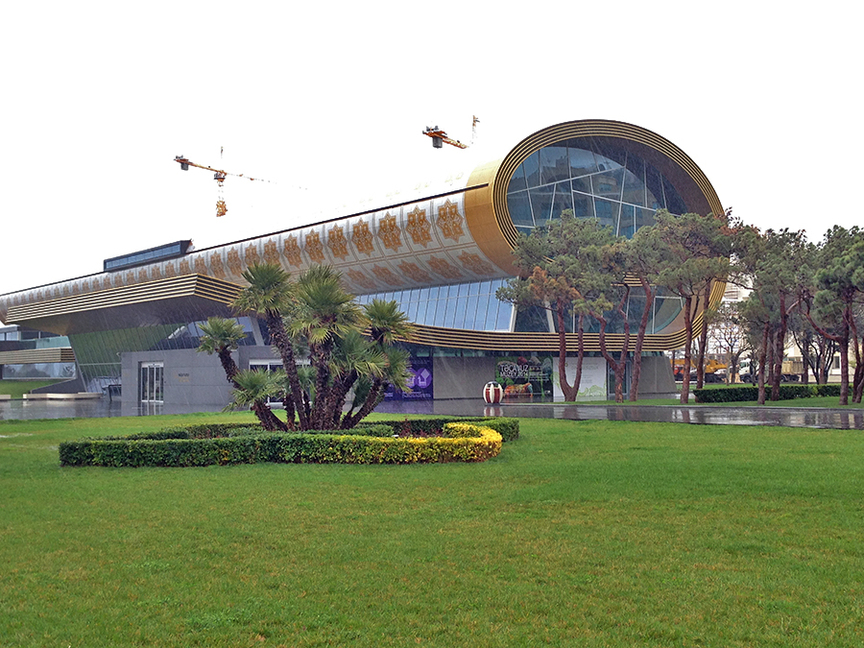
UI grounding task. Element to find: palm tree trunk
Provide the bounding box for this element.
[327,371,358,429]
[217,349,240,387]
[340,377,384,429]
[266,312,309,429]
[309,341,334,429]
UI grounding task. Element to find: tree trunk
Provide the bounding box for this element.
[327,370,359,429]
[593,286,630,403]
[696,293,708,390]
[770,326,782,401]
[849,317,863,404]
[801,338,811,385]
[556,301,579,401]
[251,399,287,432]
[839,333,849,406]
[217,349,240,387]
[804,302,849,405]
[757,321,769,406]
[629,278,654,401]
[266,312,309,430]
[680,296,694,405]
[340,377,385,429]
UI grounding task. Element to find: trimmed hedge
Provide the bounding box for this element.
[694,384,843,403]
[59,421,505,468]
[367,417,519,443]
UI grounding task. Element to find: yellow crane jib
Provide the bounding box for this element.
[174,155,272,217]
[422,126,468,149]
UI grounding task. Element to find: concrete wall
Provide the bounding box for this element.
[122,349,233,407]
[432,356,498,399]
[433,354,675,401]
[118,347,677,407]
[634,355,676,398]
[121,345,290,408]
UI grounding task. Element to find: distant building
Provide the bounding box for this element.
[0,120,724,409]
[0,324,76,381]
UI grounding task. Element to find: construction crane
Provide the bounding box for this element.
[423,116,479,149]
[173,152,274,217]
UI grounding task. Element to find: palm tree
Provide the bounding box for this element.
[341,345,412,429]
[339,300,414,429]
[233,263,306,429]
[290,265,367,429]
[324,329,387,429]
[225,369,288,432]
[196,317,246,387]
[365,298,414,346]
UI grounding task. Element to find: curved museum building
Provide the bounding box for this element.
[0,119,724,408]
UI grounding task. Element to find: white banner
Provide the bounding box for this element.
[552,356,606,401]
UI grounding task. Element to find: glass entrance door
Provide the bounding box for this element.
[140,362,164,403]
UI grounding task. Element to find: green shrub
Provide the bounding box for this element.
[370,417,519,442]
[694,384,843,403]
[58,421,505,468]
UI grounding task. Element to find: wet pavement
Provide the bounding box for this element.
[3,397,862,430]
[376,400,864,430]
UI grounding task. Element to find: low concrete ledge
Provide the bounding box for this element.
[23,392,103,401]
[0,394,10,401]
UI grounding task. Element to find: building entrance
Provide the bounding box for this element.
[139,362,164,403]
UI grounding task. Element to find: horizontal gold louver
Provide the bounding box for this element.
[0,347,76,365]
[6,275,243,335]
[409,322,702,353]
[7,275,239,321]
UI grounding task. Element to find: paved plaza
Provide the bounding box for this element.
[2,397,862,430]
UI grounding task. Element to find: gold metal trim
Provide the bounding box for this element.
[491,119,723,249]
[6,275,243,335]
[0,348,76,365]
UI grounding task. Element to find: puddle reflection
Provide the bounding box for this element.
[1,398,862,430]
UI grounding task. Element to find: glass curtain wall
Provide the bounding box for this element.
[529,286,684,336]
[506,139,687,236]
[68,317,259,392]
[355,279,513,331]
[505,138,690,334]
[356,280,683,336]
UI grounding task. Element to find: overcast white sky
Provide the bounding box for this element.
[2,1,861,307]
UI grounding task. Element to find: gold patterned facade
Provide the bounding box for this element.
[0,119,723,351]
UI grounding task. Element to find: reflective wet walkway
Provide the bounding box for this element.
[378,400,864,430]
[1,398,863,430]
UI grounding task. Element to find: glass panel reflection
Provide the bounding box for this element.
[552,182,573,218]
[508,164,527,193]
[594,199,619,231]
[569,146,597,177]
[509,191,533,227]
[522,151,541,187]
[529,186,554,223]
[540,145,569,184]
[592,168,623,200]
[619,204,635,238]
[505,139,689,243]
[573,193,595,218]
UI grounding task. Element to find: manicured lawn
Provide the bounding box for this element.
[578,396,864,408]
[3,412,864,646]
[0,379,65,399]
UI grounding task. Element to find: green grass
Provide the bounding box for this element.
[577,396,864,408]
[574,390,864,408]
[3,412,864,646]
[0,379,65,398]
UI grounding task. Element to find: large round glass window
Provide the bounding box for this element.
[506,138,687,237]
